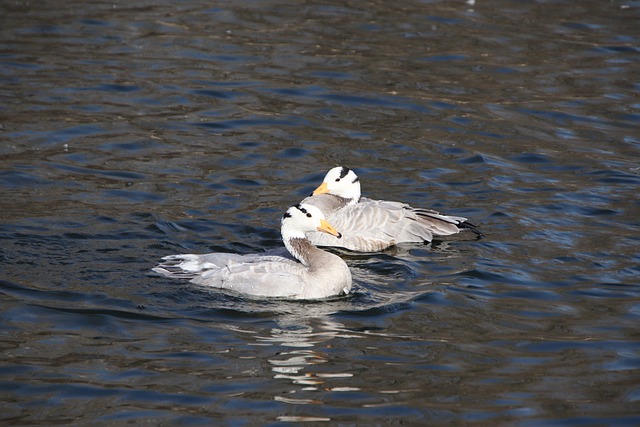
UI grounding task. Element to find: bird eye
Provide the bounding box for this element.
[306,213,312,218]
[335,178,340,182]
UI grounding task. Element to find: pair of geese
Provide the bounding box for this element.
[153,166,481,300]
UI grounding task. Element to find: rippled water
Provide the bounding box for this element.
[2,0,639,425]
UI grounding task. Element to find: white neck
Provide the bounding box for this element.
[343,180,361,204]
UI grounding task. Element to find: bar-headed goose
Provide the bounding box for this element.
[301,166,481,252]
[153,204,352,300]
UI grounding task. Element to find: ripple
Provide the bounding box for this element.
[225,178,263,187]
[190,116,306,130]
[94,83,139,92]
[277,147,310,158]
[191,88,237,100]
[53,163,147,181]
[511,153,552,164]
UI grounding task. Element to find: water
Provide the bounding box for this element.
[1,0,639,425]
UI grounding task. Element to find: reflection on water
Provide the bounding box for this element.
[256,315,420,422]
[2,0,640,424]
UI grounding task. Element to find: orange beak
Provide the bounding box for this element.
[317,219,342,238]
[312,182,330,196]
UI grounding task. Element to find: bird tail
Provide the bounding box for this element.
[152,254,202,279]
[458,220,484,238]
[414,208,483,238]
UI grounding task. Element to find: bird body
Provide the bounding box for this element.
[153,204,352,300]
[302,167,481,252]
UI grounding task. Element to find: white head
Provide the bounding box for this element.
[311,166,361,204]
[281,203,341,240]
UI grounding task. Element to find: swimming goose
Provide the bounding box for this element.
[152,204,352,300]
[301,166,481,252]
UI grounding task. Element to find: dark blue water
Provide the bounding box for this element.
[2,0,639,425]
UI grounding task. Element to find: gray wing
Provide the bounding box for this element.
[152,251,310,298]
[305,197,469,251]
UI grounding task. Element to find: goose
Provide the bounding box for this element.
[152,203,352,300]
[301,166,482,252]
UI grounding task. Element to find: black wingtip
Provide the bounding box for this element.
[461,221,484,238]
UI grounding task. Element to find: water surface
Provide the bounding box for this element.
[1,0,639,425]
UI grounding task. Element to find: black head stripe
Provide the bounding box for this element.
[339,167,350,179]
[352,176,359,184]
[294,204,308,215]
[283,212,292,219]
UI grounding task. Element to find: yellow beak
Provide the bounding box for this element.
[317,219,342,238]
[312,182,330,195]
